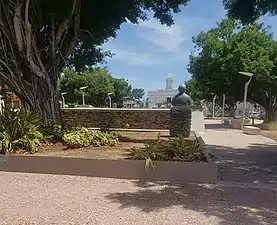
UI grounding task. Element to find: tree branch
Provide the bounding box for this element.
[13,2,23,52]
[63,3,81,59]
[25,0,30,26]
[56,0,77,46]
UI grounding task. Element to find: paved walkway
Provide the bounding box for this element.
[202,120,277,185]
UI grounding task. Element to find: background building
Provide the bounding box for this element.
[147,73,179,108]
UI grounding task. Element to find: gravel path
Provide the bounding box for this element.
[1,172,277,225]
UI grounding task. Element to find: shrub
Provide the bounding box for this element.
[40,120,63,141]
[0,106,48,154]
[62,127,119,148]
[127,134,207,168]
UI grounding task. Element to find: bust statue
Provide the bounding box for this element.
[171,84,193,107]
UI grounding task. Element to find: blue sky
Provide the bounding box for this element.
[100,0,277,93]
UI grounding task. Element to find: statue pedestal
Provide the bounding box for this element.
[170,105,192,137]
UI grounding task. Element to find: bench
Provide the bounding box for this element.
[243,126,260,135]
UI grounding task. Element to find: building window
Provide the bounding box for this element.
[166,97,171,103]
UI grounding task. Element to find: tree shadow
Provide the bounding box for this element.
[105,180,277,224]
[205,123,233,130]
[207,143,277,184]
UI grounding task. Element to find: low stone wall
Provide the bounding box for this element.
[61,108,170,129]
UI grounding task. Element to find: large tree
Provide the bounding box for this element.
[59,68,114,107]
[0,0,189,124]
[112,78,132,108]
[188,18,277,121]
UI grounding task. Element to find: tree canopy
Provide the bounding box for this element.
[59,68,114,107]
[0,0,190,123]
[111,78,132,108]
[59,68,145,107]
[188,18,277,121]
[130,88,145,100]
[223,0,277,22]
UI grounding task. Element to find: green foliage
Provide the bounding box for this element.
[0,0,191,124]
[40,121,63,142]
[59,68,114,106]
[127,134,206,168]
[130,88,145,100]
[0,106,48,154]
[188,18,277,121]
[185,77,206,102]
[59,68,144,108]
[62,127,119,148]
[112,78,132,107]
[65,0,191,70]
[223,0,277,23]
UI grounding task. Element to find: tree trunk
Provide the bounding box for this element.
[264,106,277,122]
[19,76,62,125]
[263,93,277,122]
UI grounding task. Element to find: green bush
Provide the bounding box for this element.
[127,134,207,168]
[40,120,63,141]
[0,106,48,154]
[62,127,119,148]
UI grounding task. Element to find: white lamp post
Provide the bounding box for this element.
[107,92,113,108]
[239,72,253,130]
[61,92,67,108]
[212,94,216,119]
[80,86,88,106]
[222,94,226,122]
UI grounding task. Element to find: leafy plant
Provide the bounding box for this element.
[0,106,49,154]
[62,127,119,148]
[40,120,64,142]
[127,134,207,169]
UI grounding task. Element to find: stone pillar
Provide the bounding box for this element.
[169,105,192,137]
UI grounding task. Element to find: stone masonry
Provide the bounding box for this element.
[169,106,192,137]
[61,108,170,129]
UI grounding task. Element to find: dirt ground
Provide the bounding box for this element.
[35,131,196,160]
[260,130,277,141]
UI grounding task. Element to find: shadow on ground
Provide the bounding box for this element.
[105,180,277,225]
[205,123,232,130]
[208,143,277,184]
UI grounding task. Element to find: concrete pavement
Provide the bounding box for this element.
[202,120,277,184]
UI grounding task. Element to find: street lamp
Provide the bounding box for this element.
[107,92,113,108]
[61,92,67,108]
[239,72,253,130]
[222,94,226,122]
[211,93,216,119]
[80,86,88,106]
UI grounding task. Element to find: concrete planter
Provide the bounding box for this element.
[0,129,218,184]
[0,133,218,184]
[0,155,217,184]
[231,118,250,129]
[191,110,205,133]
[258,123,277,130]
[231,118,241,129]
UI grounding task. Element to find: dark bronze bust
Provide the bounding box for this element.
[171,84,193,107]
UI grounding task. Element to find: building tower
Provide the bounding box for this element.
[165,73,173,90]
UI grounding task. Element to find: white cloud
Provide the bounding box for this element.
[128,18,185,52]
[111,48,161,66]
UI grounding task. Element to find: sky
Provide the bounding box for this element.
[100,0,277,93]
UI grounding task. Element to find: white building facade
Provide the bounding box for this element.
[147,73,179,109]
